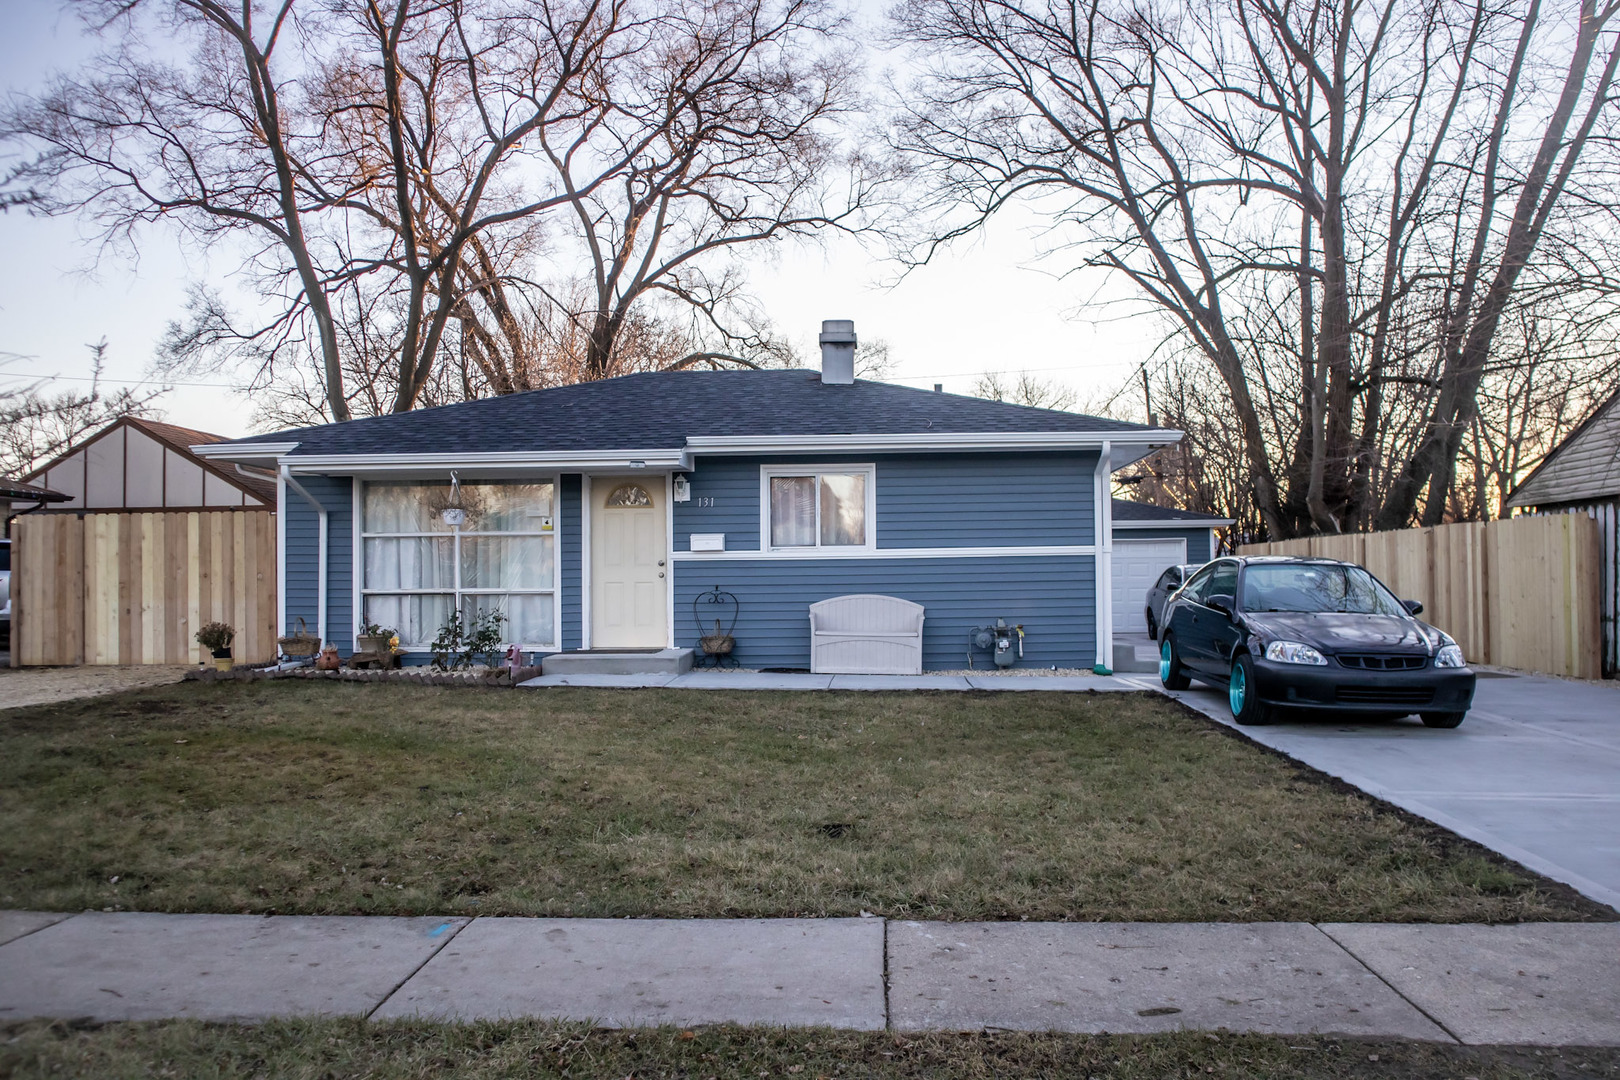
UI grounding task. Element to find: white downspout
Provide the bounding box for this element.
[281,467,328,650]
[1094,441,1113,674]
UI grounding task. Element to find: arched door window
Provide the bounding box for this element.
[605,484,653,508]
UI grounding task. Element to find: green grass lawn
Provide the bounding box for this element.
[4,1021,1617,1080]
[0,680,1605,922]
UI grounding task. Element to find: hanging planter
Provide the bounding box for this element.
[421,470,481,528]
[441,471,466,527]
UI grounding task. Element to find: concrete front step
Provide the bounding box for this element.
[541,648,695,676]
[1113,634,1162,673]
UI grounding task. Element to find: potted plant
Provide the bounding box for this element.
[357,621,398,656]
[195,621,236,671]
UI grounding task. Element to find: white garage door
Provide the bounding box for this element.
[1112,538,1187,636]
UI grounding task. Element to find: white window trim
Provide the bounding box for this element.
[354,476,563,652]
[758,463,877,554]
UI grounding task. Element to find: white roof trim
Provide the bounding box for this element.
[684,431,1181,455]
[194,430,1181,471]
[191,441,301,467]
[282,449,693,472]
[1113,517,1234,529]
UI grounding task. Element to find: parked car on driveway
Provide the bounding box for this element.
[1157,555,1475,728]
[1144,563,1202,640]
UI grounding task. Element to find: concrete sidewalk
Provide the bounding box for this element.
[2,911,1617,1044]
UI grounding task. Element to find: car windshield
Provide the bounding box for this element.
[1240,563,1407,616]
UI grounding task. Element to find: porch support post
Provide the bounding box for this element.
[282,468,328,651]
[1094,442,1113,674]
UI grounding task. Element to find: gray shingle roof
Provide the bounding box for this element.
[0,478,70,502]
[1111,499,1229,524]
[1505,389,1620,508]
[237,370,1159,456]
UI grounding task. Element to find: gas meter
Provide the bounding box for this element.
[967,618,1025,668]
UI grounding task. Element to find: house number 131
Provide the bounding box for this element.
[694,496,715,507]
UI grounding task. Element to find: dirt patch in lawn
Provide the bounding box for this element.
[0,665,192,712]
[0,681,1608,922]
[4,1021,1618,1080]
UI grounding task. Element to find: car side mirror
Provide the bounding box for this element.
[1403,599,1424,615]
[1206,595,1235,618]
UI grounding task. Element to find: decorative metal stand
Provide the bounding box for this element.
[693,585,739,668]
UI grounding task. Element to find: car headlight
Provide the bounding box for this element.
[1264,640,1328,666]
[1434,644,1466,668]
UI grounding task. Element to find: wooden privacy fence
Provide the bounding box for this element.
[1240,514,1602,679]
[12,511,277,667]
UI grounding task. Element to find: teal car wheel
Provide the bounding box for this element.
[1159,636,1190,690]
[1229,653,1272,726]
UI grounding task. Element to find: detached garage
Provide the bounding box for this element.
[12,417,277,667]
[1110,499,1230,638]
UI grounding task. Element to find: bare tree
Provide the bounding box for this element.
[3,0,358,418]
[6,0,874,423]
[892,0,1620,537]
[972,369,1076,409]
[0,342,164,476]
[538,0,877,383]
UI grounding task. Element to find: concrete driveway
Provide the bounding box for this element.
[1131,671,1620,911]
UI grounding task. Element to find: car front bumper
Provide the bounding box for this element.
[1249,656,1476,714]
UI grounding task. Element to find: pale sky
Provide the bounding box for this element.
[0,0,1157,439]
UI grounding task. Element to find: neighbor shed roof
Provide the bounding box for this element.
[1505,390,1620,509]
[1111,499,1232,525]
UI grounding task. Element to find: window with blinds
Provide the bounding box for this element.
[762,466,874,551]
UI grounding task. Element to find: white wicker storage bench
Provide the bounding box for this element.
[808,594,926,675]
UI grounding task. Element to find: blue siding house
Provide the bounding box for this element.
[198,322,1182,672]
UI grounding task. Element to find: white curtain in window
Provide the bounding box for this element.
[363,537,454,590]
[819,473,866,546]
[362,479,557,647]
[460,536,554,589]
[469,483,555,531]
[462,593,554,645]
[770,476,816,546]
[363,483,446,533]
[364,593,453,644]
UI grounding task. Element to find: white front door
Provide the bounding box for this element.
[1112,538,1187,635]
[591,477,667,648]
